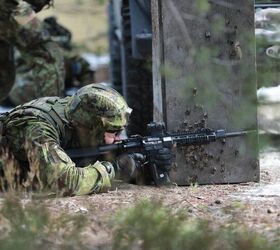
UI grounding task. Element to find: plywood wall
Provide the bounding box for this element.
[152,0,259,185]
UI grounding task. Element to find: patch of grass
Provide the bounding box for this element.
[112,199,280,250]
[222,200,247,216]
[0,194,88,250]
[0,148,22,192]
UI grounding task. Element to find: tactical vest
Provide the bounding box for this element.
[3,96,72,147]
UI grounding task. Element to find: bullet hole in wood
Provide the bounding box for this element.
[192,88,197,96]
[211,167,217,175]
[185,109,191,116]
[205,31,211,39]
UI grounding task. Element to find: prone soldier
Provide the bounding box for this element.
[0,84,172,196]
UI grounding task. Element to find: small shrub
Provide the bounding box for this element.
[112,199,280,250]
[0,195,88,250]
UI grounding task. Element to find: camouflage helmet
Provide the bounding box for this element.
[65,83,132,131]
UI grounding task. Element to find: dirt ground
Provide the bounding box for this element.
[25,143,276,248]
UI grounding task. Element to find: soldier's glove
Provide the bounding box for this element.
[101,161,115,180]
[114,153,146,182]
[148,147,173,172]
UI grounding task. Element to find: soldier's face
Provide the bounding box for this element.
[104,132,121,144]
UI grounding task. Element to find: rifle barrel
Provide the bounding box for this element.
[224,131,248,138]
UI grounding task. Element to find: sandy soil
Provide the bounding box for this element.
[26,145,277,248]
[0,146,278,248]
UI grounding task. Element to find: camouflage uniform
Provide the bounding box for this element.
[0,84,132,196]
[42,16,94,89]
[0,0,65,105]
[10,1,65,105]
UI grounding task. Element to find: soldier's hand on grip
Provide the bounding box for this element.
[114,153,145,182]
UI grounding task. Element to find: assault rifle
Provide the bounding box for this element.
[67,122,251,185]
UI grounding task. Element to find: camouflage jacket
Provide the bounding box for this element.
[1,97,114,196]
